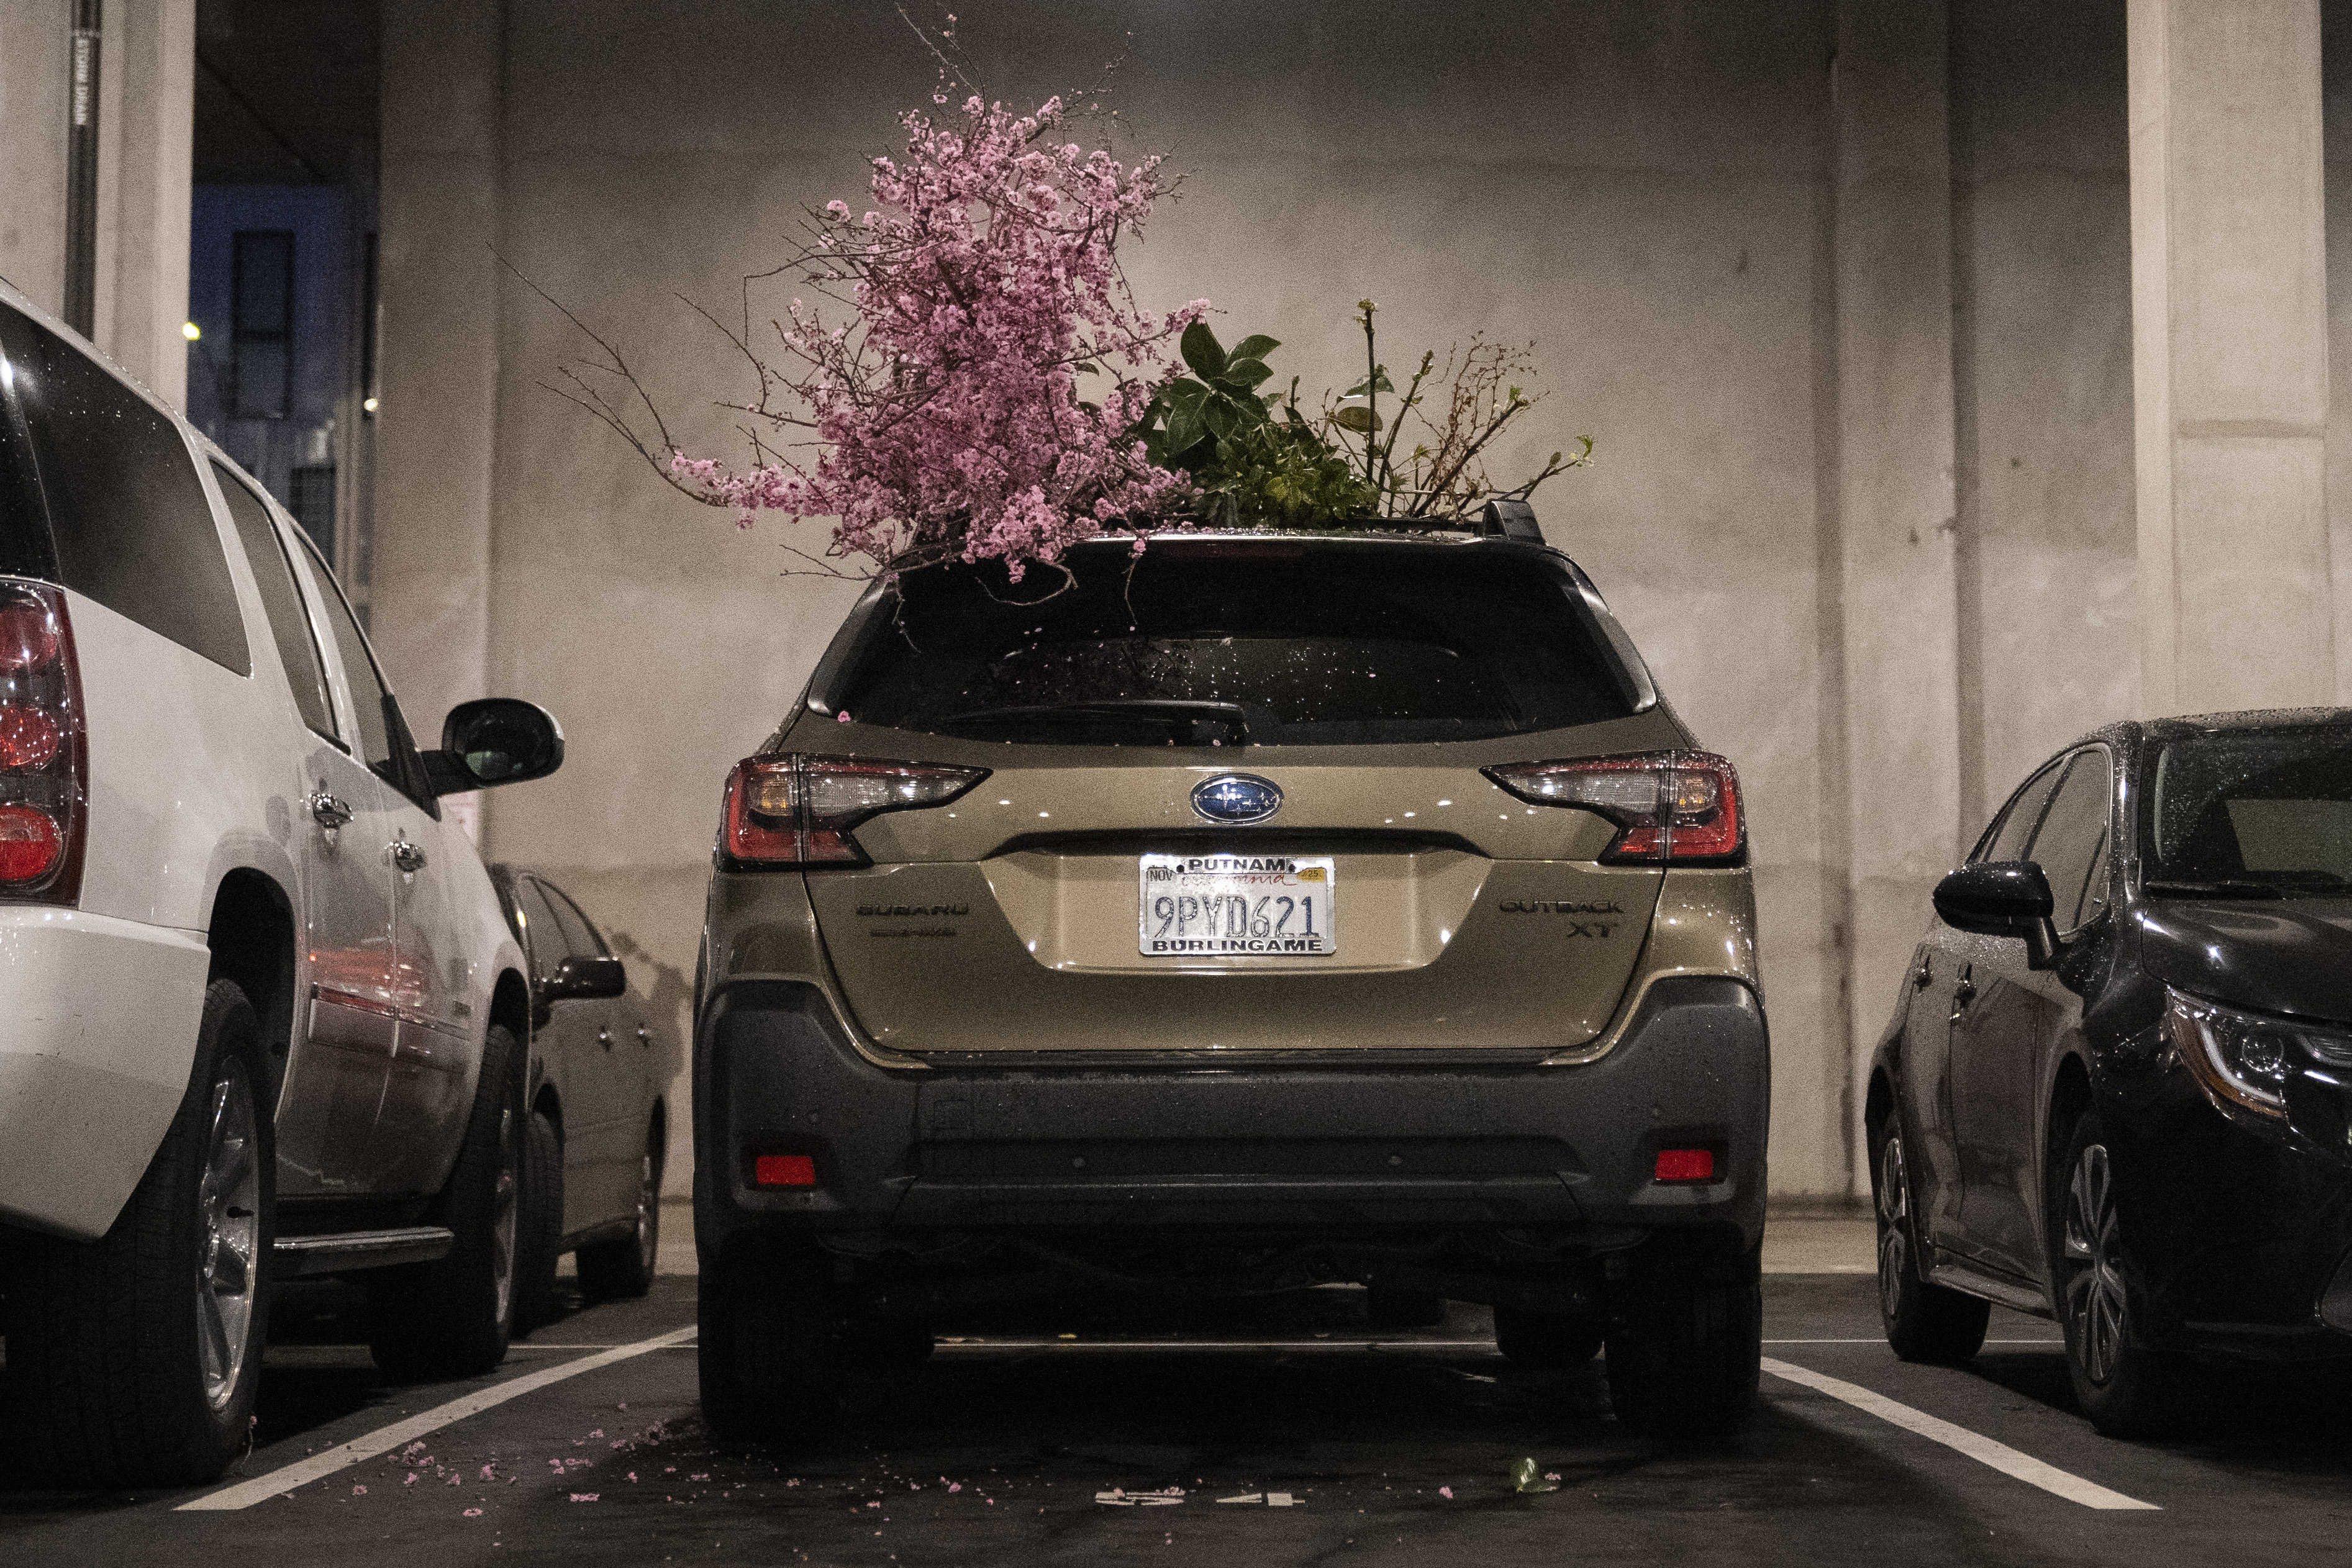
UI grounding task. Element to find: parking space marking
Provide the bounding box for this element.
[1760,1357,2158,1510]
[177,1325,697,1511]
[932,1338,1501,1353]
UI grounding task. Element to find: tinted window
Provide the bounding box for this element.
[540,881,607,960]
[212,464,335,738]
[295,533,393,771]
[2028,749,2112,933]
[2148,728,2352,895]
[0,360,53,577]
[514,879,565,983]
[1979,764,2063,865]
[838,540,1632,747]
[0,302,249,673]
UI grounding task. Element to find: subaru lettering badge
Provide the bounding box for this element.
[1191,774,1283,825]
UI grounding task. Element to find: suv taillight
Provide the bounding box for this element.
[1483,750,1745,864]
[0,581,86,902]
[720,753,989,868]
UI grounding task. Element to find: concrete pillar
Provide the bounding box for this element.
[2129,0,2333,714]
[372,2,500,733]
[0,1,71,315]
[1831,1,1965,1194]
[92,0,193,406]
[0,0,191,409]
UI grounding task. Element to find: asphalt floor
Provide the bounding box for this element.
[9,1243,2352,1566]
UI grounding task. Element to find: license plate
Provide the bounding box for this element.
[1138,853,1337,956]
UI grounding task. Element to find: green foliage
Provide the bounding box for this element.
[1134,307,1591,530]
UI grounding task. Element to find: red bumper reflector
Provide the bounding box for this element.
[753,1154,817,1188]
[1654,1148,1715,1183]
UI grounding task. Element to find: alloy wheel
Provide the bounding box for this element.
[197,1062,261,1409]
[2062,1141,2127,1385]
[1876,1133,1911,1321]
[491,1105,518,1324]
[632,1150,658,1276]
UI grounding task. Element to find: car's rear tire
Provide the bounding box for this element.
[1494,1306,1603,1369]
[842,1315,935,1371]
[577,1114,662,1301]
[368,1025,522,1380]
[1604,1244,1761,1439]
[1874,1126,1990,1363]
[1,979,273,1487]
[698,1274,838,1442]
[514,1107,565,1331]
[2053,1108,2181,1438]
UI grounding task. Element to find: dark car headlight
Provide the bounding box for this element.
[2165,988,2352,1122]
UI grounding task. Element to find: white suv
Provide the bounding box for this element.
[0,283,565,1487]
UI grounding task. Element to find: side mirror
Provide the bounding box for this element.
[1933,861,2061,969]
[426,698,564,794]
[545,953,627,1003]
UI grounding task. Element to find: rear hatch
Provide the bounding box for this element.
[765,535,1697,1061]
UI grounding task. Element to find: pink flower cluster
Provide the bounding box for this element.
[671,94,1204,579]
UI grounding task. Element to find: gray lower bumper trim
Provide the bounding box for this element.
[272,1225,454,1278]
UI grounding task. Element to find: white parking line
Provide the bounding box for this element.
[177,1325,697,1511]
[1760,1357,2158,1510]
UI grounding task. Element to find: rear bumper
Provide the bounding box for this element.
[694,973,1768,1286]
[0,907,210,1239]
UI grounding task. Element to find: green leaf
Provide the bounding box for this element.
[1160,378,1209,414]
[1342,371,1395,399]
[1220,357,1273,391]
[1331,405,1381,433]
[1228,334,1280,363]
[1202,396,1238,441]
[1163,404,1207,456]
[1179,322,1227,381]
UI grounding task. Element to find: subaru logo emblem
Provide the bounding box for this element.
[1192,774,1282,825]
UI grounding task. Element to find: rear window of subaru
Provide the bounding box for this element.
[0,301,249,674]
[837,539,1632,747]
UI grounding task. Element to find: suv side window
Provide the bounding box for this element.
[1976,762,2064,866]
[515,878,566,984]
[2029,748,2115,936]
[541,881,608,960]
[291,533,435,810]
[211,463,335,739]
[0,302,249,674]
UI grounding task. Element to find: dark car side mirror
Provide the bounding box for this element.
[424,698,565,795]
[1933,861,2061,970]
[546,953,627,1003]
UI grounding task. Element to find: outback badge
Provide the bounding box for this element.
[1191,773,1282,825]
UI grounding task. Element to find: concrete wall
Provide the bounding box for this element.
[369,0,2164,1202]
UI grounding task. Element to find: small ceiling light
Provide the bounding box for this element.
[362,396,379,414]
[181,321,201,342]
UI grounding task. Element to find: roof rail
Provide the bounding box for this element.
[1477,499,1543,542]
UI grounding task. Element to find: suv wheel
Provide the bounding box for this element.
[514,1107,565,1331]
[1604,1244,1761,1439]
[1494,1306,1603,1369]
[577,1115,662,1300]
[2053,1110,2179,1437]
[699,1274,838,1441]
[369,1025,522,1379]
[2,980,273,1487]
[1874,1127,1989,1362]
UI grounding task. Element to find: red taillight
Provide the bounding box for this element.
[720,753,988,868]
[1482,750,1744,864]
[1654,1148,1717,1184]
[0,582,84,904]
[753,1153,817,1187]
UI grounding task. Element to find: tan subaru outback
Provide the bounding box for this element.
[692,512,1768,1437]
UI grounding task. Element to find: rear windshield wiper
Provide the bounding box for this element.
[939,700,1250,745]
[2143,879,2287,900]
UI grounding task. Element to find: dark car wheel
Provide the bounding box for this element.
[578,1115,663,1300]
[1604,1247,1761,1439]
[1494,1306,1603,1369]
[1366,1284,1446,1330]
[369,1025,523,1380]
[514,1107,565,1331]
[1874,1127,1989,1363]
[2,980,273,1487]
[2053,1109,2180,1437]
[699,1274,838,1442]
